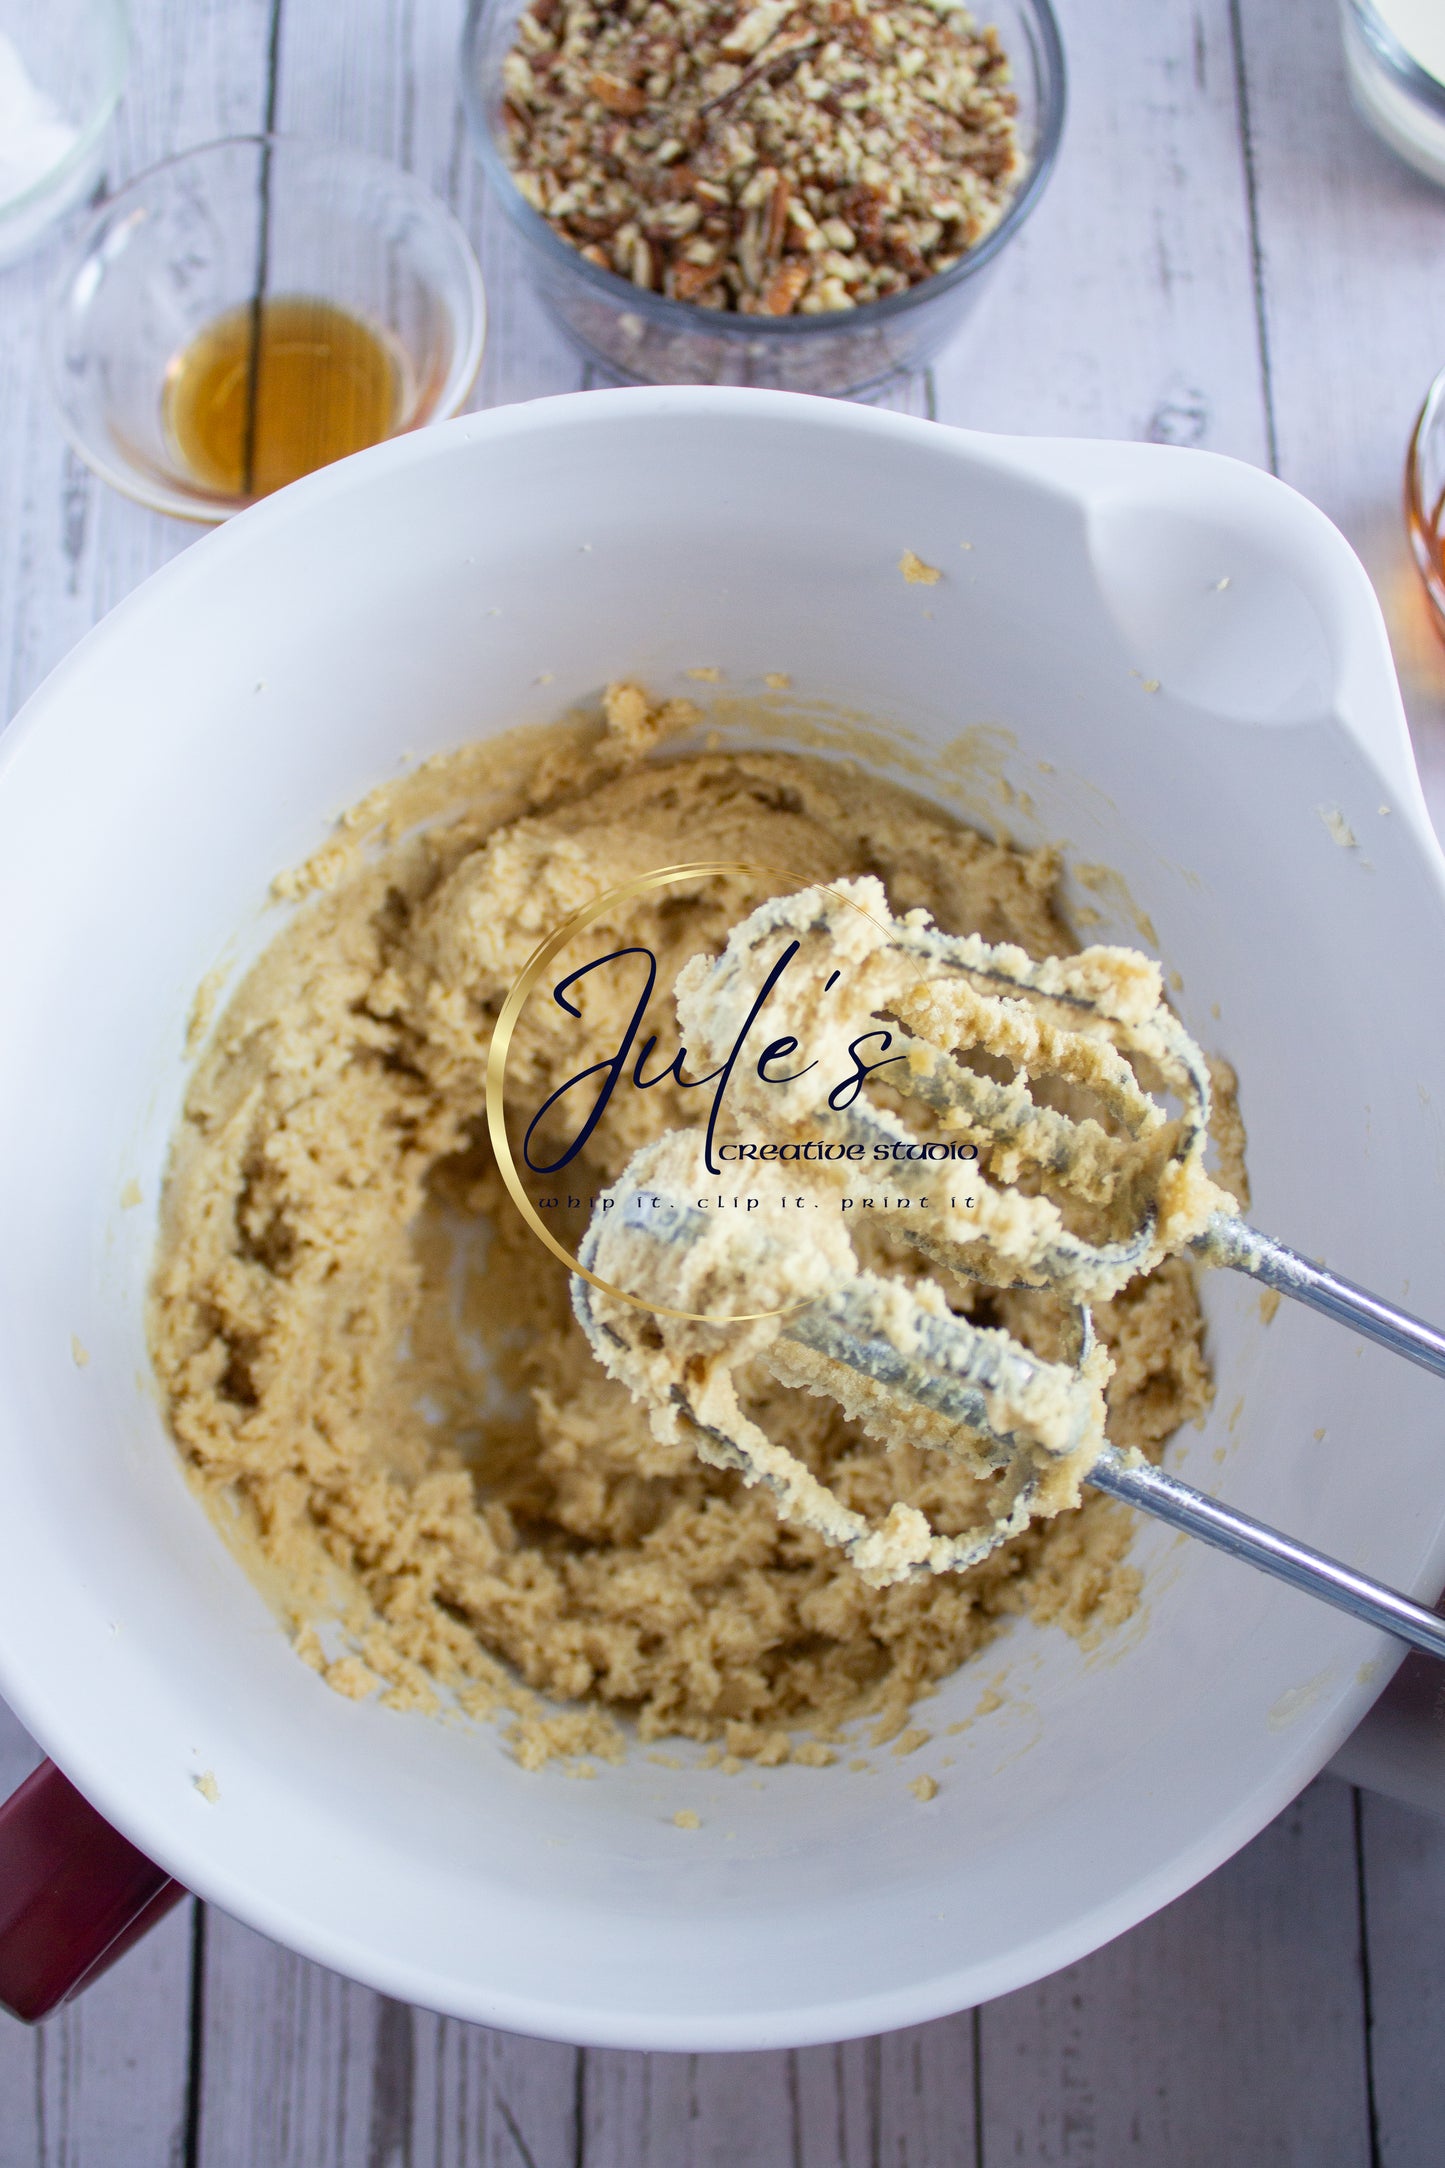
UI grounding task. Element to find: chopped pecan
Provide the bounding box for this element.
[672,258,728,299]
[764,172,791,258]
[840,182,886,250]
[502,0,1024,317]
[567,213,621,240]
[759,258,809,313]
[720,0,799,60]
[887,233,929,281]
[589,72,647,116]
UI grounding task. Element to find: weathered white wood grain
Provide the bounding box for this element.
[930,0,1270,464]
[0,1697,43,1802]
[0,1907,196,2168]
[978,1776,1373,2166]
[0,1697,195,2168]
[1357,1790,1445,2168]
[1235,8,1445,2156]
[871,2016,980,2168]
[1236,0,1445,820]
[0,0,279,722]
[0,0,269,2156]
[412,2004,580,2168]
[193,1913,379,2167]
[582,2046,797,2168]
[793,2015,979,2168]
[194,1908,580,2168]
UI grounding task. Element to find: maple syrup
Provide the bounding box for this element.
[162,294,401,501]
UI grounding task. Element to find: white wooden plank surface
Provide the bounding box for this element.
[4,0,1445,2156]
[1237,0,1445,819]
[1356,1792,1445,2168]
[193,1910,582,2168]
[0,0,278,720]
[0,1701,195,2168]
[0,1699,42,1804]
[582,2046,799,2168]
[794,2017,980,2168]
[979,1777,1373,2166]
[1231,17,1445,2165]
[931,0,1270,466]
[0,7,270,2161]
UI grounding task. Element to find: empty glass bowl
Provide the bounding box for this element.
[460,0,1065,397]
[0,0,129,265]
[46,136,487,521]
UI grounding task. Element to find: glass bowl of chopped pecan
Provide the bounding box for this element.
[461,0,1064,397]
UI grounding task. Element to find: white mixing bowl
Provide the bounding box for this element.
[1,390,1444,2049]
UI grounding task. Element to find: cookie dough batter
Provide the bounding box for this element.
[150,686,1224,1766]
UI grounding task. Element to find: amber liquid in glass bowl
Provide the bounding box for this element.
[162,294,401,500]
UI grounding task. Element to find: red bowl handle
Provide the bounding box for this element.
[0,1758,186,2022]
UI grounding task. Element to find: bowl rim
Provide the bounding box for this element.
[0,0,130,229]
[42,129,488,524]
[458,0,1066,344]
[1345,0,1445,121]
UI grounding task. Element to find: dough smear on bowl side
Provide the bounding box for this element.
[148,684,1237,1769]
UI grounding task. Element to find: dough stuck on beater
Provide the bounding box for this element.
[577,878,1233,1588]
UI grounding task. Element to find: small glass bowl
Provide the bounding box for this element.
[460,0,1064,397]
[1407,362,1445,642]
[45,135,487,521]
[0,0,129,265]
[1341,0,1445,188]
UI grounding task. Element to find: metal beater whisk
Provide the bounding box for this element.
[570,882,1445,1660]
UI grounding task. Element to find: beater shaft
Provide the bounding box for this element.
[1202,1215,1445,1384]
[1089,1446,1445,1661]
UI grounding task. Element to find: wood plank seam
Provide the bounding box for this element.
[1227,0,1280,474]
[1351,1788,1385,2168]
[184,1903,207,2168]
[970,2004,984,2168]
[263,0,285,131]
